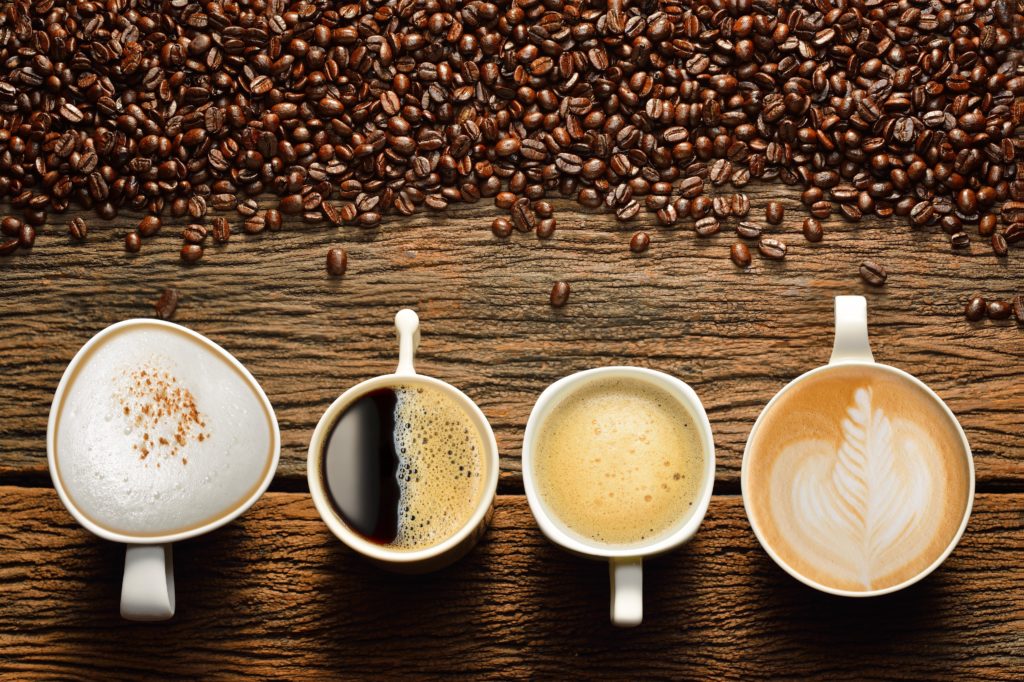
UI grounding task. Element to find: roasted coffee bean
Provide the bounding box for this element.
[695,217,720,237]
[492,218,512,238]
[124,232,141,253]
[810,201,832,219]
[992,232,1009,256]
[550,281,570,308]
[0,239,20,256]
[630,231,650,253]
[987,299,1012,320]
[211,217,231,243]
[731,194,750,218]
[534,201,553,219]
[803,218,824,243]
[979,214,998,237]
[839,204,862,222]
[537,219,556,240]
[511,199,537,233]
[950,232,971,250]
[154,288,180,320]
[180,243,203,263]
[758,238,787,260]
[18,225,35,249]
[138,216,162,238]
[326,247,347,276]
[265,209,283,231]
[1,217,23,237]
[859,260,887,286]
[616,200,641,222]
[1013,295,1024,323]
[279,194,303,215]
[68,217,87,241]
[730,243,751,268]
[965,294,987,322]
[690,196,712,219]
[765,201,784,225]
[678,177,703,199]
[736,222,763,240]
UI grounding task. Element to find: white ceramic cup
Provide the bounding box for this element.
[47,319,280,621]
[741,295,976,596]
[307,309,499,573]
[522,367,716,627]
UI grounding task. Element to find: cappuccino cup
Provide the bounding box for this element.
[48,319,280,620]
[307,309,499,572]
[522,367,716,627]
[742,296,975,596]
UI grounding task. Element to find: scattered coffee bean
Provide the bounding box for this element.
[326,247,347,277]
[182,225,208,244]
[758,238,786,260]
[68,217,87,241]
[243,215,266,234]
[859,260,887,287]
[1,217,22,237]
[0,239,18,256]
[537,218,556,240]
[695,217,720,237]
[736,222,763,240]
[18,224,35,249]
[987,300,1012,320]
[124,232,141,253]
[965,295,987,322]
[765,201,784,225]
[1012,295,1024,323]
[154,288,180,320]
[138,216,161,238]
[992,233,1009,257]
[802,218,824,243]
[211,217,231,244]
[180,243,203,263]
[550,281,571,308]
[630,232,650,253]
[492,218,512,238]
[265,209,283,232]
[950,232,971,250]
[730,243,751,268]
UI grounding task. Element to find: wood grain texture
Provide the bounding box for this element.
[0,487,1020,680]
[2,183,1023,491]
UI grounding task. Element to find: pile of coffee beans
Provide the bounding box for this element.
[0,0,1022,309]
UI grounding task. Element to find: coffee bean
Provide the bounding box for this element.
[987,300,1012,320]
[279,194,303,215]
[950,232,971,250]
[17,224,35,249]
[138,216,162,238]
[1,217,22,237]
[965,294,987,322]
[0,239,18,256]
[1012,295,1024,323]
[765,201,784,225]
[758,238,787,260]
[802,218,824,243]
[730,243,751,268]
[537,219,556,240]
[810,201,832,219]
[550,281,570,308]
[712,196,732,219]
[211,217,231,243]
[992,233,1009,256]
[678,177,703,199]
[616,200,641,222]
[265,209,283,232]
[731,194,750,218]
[68,217,88,241]
[180,243,203,263]
[124,232,141,253]
[511,199,537,233]
[859,260,887,286]
[534,201,553,219]
[630,231,650,253]
[979,214,998,237]
[492,218,512,238]
[154,288,180,320]
[326,247,347,276]
[736,222,763,240]
[695,217,720,237]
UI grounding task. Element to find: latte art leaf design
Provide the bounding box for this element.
[789,387,933,589]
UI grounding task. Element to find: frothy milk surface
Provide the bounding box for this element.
[532,378,706,548]
[53,324,275,537]
[745,365,971,592]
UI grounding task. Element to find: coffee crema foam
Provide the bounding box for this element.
[390,386,486,550]
[745,365,971,592]
[532,378,706,548]
[53,324,275,537]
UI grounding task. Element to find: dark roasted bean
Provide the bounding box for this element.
[803,218,824,243]
[730,243,751,268]
[492,218,512,238]
[68,217,88,241]
[736,222,763,240]
[1013,295,1024,323]
[630,231,650,253]
[536,219,556,240]
[695,217,720,237]
[138,216,162,237]
[124,232,141,253]
[758,238,787,260]
[859,260,887,286]
[180,243,203,263]
[965,294,987,322]
[326,247,347,276]
[550,281,570,308]
[987,300,1012,320]
[765,201,784,225]
[154,288,180,320]
[0,239,19,256]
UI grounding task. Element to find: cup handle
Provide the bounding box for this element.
[394,309,420,376]
[120,543,175,621]
[829,295,874,365]
[609,557,643,627]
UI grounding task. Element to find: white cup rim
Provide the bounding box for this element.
[47,318,281,545]
[741,360,976,597]
[307,372,499,564]
[522,366,716,559]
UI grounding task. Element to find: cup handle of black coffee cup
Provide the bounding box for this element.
[395,309,420,376]
[609,557,643,627]
[829,296,874,365]
[120,543,175,621]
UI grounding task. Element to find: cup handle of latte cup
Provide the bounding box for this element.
[120,543,175,621]
[609,557,643,627]
[829,295,874,365]
[394,308,420,376]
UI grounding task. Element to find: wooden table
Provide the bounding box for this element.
[1,184,1022,679]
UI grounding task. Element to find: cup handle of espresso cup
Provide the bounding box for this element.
[395,308,420,376]
[829,295,874,365]
[609,557,643,627]
[120,543,175,621]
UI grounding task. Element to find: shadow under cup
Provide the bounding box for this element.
[742,362,974,596]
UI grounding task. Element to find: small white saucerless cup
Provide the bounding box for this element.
[741,296,976,596]
[48,319,280,621]
[307,309,499,573]
[522,367,716,627]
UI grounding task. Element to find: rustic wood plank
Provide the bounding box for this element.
[2,183,1023,490]
[0,487,1019,680]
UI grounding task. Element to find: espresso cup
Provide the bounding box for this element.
[307,309,499,573]
[48,319,280,620]
[522,367,716,627]
[742,296,975,596]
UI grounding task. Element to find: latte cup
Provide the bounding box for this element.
[48,319,280,620]
[522,367,716,627]
[741,296,975,596]
[307,309,499,573]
